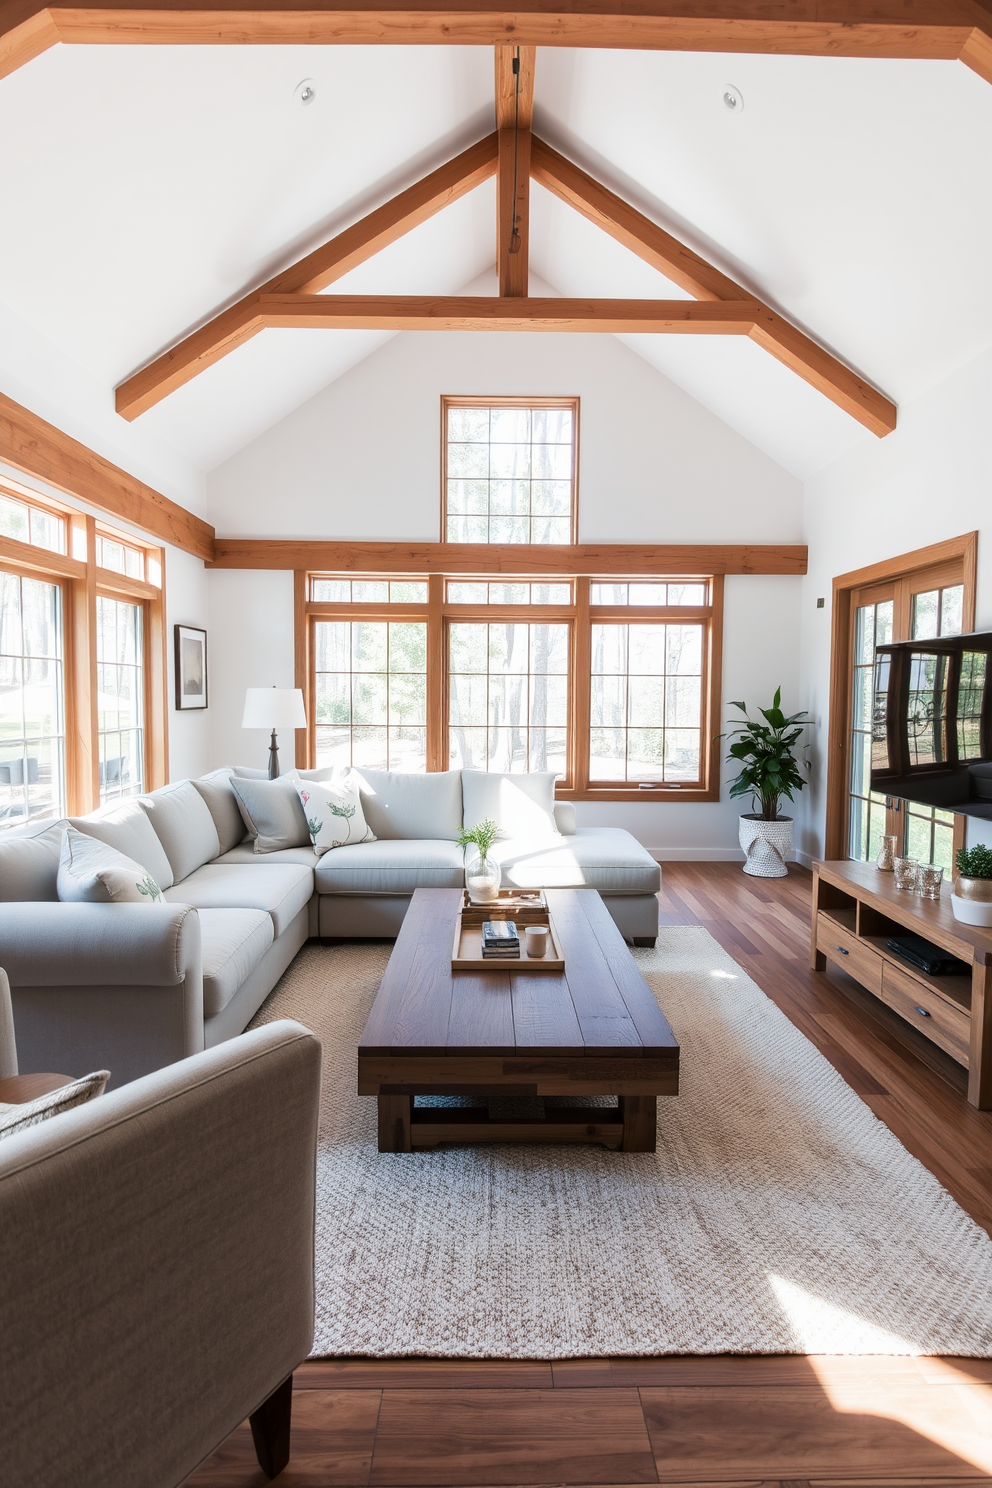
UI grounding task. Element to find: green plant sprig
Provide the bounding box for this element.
[955,843,992,880]
[719,686,811,822]
[457,817,500,861]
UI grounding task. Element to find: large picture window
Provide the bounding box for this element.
[0,481,167,827]
[442,397,578,545]
[301,573,721,800]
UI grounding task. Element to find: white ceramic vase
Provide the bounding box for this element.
[951,876,992,926]
[739,814,793,879]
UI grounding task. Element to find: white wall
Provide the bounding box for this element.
[205,331,805,852]
[798,343,992,862]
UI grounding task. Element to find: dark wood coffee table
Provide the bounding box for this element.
[358,886,679,1152]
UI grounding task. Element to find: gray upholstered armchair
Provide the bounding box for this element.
[0,1009,321,1487]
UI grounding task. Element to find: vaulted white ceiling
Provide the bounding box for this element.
[1,42,991,481]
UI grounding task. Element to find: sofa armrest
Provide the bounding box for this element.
[553,801,577,836]
[0,902,200,987]
[0,1019,320,1488]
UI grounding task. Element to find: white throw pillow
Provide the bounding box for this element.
[293,777,376,856]
[57,826,164,904]
[0,1070,110,1142]
[461,771,561,840]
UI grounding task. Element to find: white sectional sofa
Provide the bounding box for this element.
[0,766,660,1086]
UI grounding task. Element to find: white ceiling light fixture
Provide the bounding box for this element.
[722,84,744,113]
[293,78,317,107]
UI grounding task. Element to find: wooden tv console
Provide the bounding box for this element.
[811,859,992,1108]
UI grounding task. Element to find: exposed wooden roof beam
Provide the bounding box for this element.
[496,45,535,296]
[531,136,896,436]
[208,538,808,574]
[252,295,762,333]
[0,392,215,561]
[3,3,992,86]
[115,133,499,420]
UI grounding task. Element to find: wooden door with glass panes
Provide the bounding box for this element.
[847,562,971,873]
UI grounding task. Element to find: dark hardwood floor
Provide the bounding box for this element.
[185,863,992,1488]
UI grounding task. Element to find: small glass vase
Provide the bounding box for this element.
[466,852,501,904]
[876,834,898,872]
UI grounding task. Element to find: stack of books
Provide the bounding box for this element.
[482,920,520,959]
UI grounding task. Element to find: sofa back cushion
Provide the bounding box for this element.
[68,800,175,890]
[461,770,561,840]
[229,775,311,854]
[192,769,248,855]
[57,826,165,905]
[0,818,66,902]
[140,779,221,884]
[349,768,463,841]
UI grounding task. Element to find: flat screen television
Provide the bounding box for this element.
[870,629,992,819]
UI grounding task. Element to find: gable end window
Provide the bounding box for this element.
[442,397,578,545]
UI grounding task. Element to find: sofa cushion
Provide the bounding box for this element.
[140,779,221,884]
[191,769,248,854]
[57,826,166,905]
[230,776,310,854]
[198,907,274,1016]
[348,767,463,841]
[213,843,319,868]
[69,801,175,891]
[164,863,313,936]
[0,1069,109,1142]
[485,827,661,895]
[461,770,560,840]
[314,838,465,895]
[0,818,66,902]
[291,775,376,854]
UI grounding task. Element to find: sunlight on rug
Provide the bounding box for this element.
[251,927,992,1359]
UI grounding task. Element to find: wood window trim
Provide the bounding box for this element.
[440,395,580,547]
[295,569,723,802]
[825,531,978,862]
[0,491,168,820]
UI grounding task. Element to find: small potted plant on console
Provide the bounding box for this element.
[723,687,811,878]
[952,843,992,926]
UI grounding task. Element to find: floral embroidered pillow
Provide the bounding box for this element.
[294,777,376,856]
[57,826,164,904]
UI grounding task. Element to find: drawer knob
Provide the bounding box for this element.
[836,945,849,956]
[914,1005,931,1018]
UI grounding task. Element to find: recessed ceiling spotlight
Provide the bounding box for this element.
[294,78,317,107]
[722,84,743,113]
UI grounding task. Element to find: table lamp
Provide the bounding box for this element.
[242,687,307,779]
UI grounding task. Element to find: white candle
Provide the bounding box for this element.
[525,926,549,958]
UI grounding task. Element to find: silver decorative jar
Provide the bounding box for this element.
[739,814,793,878]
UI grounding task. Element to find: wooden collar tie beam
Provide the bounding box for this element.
[3,2,992,86]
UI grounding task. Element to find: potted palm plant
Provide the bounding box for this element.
[952,844,992,925]
[723,688,811,878]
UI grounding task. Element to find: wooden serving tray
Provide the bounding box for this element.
[460,888,547,920]
[452,905,565,973]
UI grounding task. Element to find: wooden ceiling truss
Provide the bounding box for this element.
[114,45,897,438]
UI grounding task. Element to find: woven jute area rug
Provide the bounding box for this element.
[251,928,992,1358]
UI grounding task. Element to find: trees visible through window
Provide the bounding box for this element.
[97,597,144,802]
[442,398,577,544]
[303,573,720,799]
[0,572,65,825]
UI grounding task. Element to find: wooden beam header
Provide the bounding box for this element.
[208,539,808,575]
[3,3,992,86]
[253,294,761,333]
[0,392,215,562]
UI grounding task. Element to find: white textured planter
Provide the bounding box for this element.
[739,814,793,878]
[950,893,992,927]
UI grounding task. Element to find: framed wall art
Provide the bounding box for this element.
[175,624,208,710]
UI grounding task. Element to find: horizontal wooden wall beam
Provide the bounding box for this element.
[530,136,896,437]
[115,133,499,420]
[3,4,992,86]
[253,294,761,333]
[0,391,215,561]
[208,540,808,575]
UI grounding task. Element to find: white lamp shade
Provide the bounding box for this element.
[242,687,307,730]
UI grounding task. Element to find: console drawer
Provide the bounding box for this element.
[880,962,970,1066]
[816,919,882,994]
